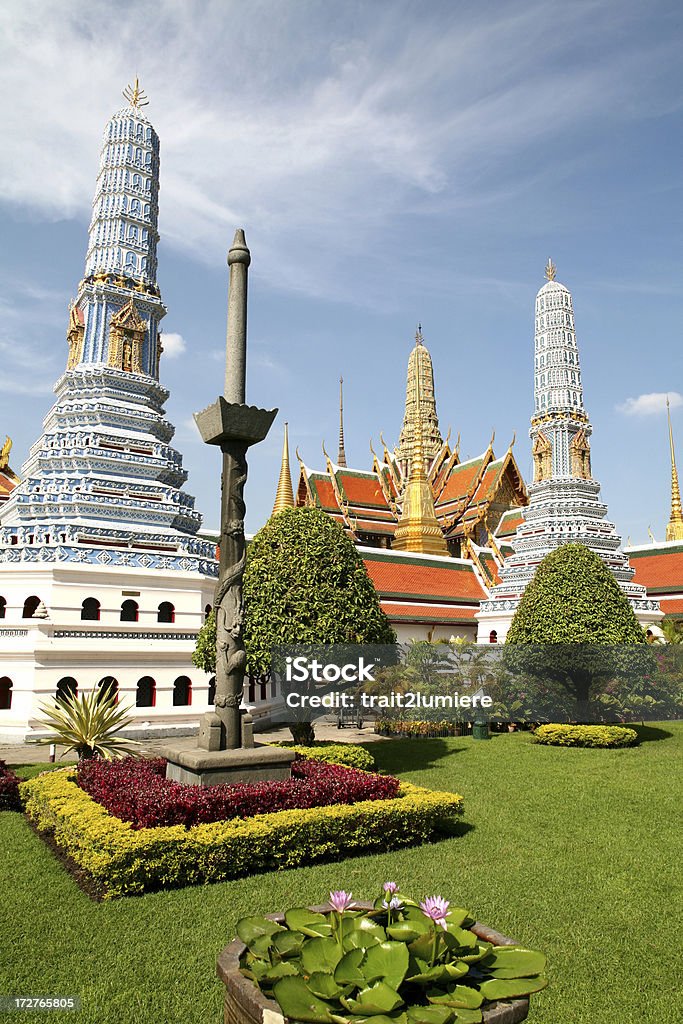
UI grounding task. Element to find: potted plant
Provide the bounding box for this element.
[218,884,547,1023]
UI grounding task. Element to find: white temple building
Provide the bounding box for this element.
[476,260,662,641]
[0,83,221,741]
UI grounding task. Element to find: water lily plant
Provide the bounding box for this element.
[237,883,548,1023]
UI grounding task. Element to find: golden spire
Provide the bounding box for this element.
[393,340,448,556]
[0,436,12,470]
[272,423,295,516]
[545,258,557,282]
[396,324,443,475]
[666,396,683,541]
[337,376,347,467]
[123,76,149,110]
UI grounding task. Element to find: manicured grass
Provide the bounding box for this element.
[1,723,679,1024]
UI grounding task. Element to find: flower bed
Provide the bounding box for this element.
[0,759,21,811]
[77,757,398,829]
[375,719,466,738]
[533,724,639,748]
[21,769,464,897]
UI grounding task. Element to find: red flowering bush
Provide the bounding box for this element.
[0,759,21,811]
[77,756,400,829]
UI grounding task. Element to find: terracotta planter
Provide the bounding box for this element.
[217,904,530,1024]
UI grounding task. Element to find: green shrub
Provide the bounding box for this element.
[533,724,639,748]
[272,742,375,771]
[20,770,463,898]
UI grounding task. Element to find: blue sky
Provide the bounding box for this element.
[1,0,681,540]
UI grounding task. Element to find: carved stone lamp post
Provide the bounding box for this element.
[161,230,295,786]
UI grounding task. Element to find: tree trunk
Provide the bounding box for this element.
[289,722,316,745]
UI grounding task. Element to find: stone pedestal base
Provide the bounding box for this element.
[159,743,295,787]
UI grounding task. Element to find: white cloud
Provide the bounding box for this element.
[0,0,679,303]
[616,392,683,416]
[161,332,186,359]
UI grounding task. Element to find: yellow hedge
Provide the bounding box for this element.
[533,724,639,748]
[20,769,464,898]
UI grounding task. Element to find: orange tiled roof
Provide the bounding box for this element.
[629,547,683,592]
[496,509,525,538]
[309,475,340,512]
[435,456,486,505]
[337,471,392,509]
[380,602,479,623]
[363,552,487,603]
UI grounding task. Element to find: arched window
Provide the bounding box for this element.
[133,173,142,189]
[204,604,212,621]
[0,596,6,619]
[130,198,140,215]
[125,251,137,271]
[157,601,175,623]
[136,676,156,707]
[173,676,192,706]
[489,630,498,644]
[0,676,12,710]
[22,596,41,618]
[97,676,118,702]
[56,677,78,702]
[120,599,139,622]
[207,676,216,705]
[81,597,101,621]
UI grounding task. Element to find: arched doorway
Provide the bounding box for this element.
[81,597,101,621]
[97,676,118,702]
[172,676,191,706]
[120,599,139,622]
[22,596,41,618]
[0,677,12,710]
[56,677,78,702]
[136,676,156,707]
[157,601,175,623]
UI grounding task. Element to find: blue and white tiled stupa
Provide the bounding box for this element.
[0,79,216,576]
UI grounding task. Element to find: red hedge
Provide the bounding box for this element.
[77,757,400,829]
[0,759,21,811]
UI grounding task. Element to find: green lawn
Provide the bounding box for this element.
[0,724,679,1024]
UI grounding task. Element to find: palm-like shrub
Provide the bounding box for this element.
[36,688,140,761]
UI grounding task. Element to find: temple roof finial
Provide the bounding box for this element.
[666,396,683,541]
[272,423,295,516]
[337,376,347,467]
[544,258,557,282]
[123,76,149,110]
[415,322,423,345]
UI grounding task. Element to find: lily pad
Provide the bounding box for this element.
[272,975,337,1022]
[427,985,483,1009]
[479,976,549,1000]
[343,980,405,1015]
[302,936,345,975]
[307,971,347,1000]
[406,1006,455,1023]
[236,915,286,946]
[335,948,368,987]
[363,941,410,990]
[480,947,547,978]
[285,908,333,938]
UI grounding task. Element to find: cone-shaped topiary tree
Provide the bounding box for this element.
[504,543,649,717]
[506,543,646,644]
[194,506,396,741]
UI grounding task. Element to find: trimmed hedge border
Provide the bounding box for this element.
[533,724,639,748]
[20,770,464,898]
[271,742,375,771]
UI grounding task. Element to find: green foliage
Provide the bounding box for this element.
[533,724,639,748]
[507,544,646,644]
[244,507,396,676]
[272,742,375,771]
[20,770,463,898]
[34,689,140,761]
[661,618,683,644]
[193,507,396,677]
[237,888,547,1023]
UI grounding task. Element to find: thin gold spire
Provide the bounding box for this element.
[123,76,149,110]
[0,436,12,470]
[272,423,295,516]
[393,336,448,556]
[337,376,347,467]
[666,396,683,541]
[545,258,557,281]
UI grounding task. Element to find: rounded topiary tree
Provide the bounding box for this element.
[506,543,646,644]
[194,506,396,742]
[504,543,648,717]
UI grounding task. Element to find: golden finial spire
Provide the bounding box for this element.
[544,258,557,282]
[123,76,149,110]
[272,423,295,516]
[393,335,448,556]
[666,396,683,541]
[337,376,347,467]
[0,435,12,470]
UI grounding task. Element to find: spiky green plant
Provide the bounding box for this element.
[36,688,141,761]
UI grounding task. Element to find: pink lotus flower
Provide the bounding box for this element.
[383,881,398,894]
[329,890,354,913]
[420,895,450,930]
[382,895,402,911]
